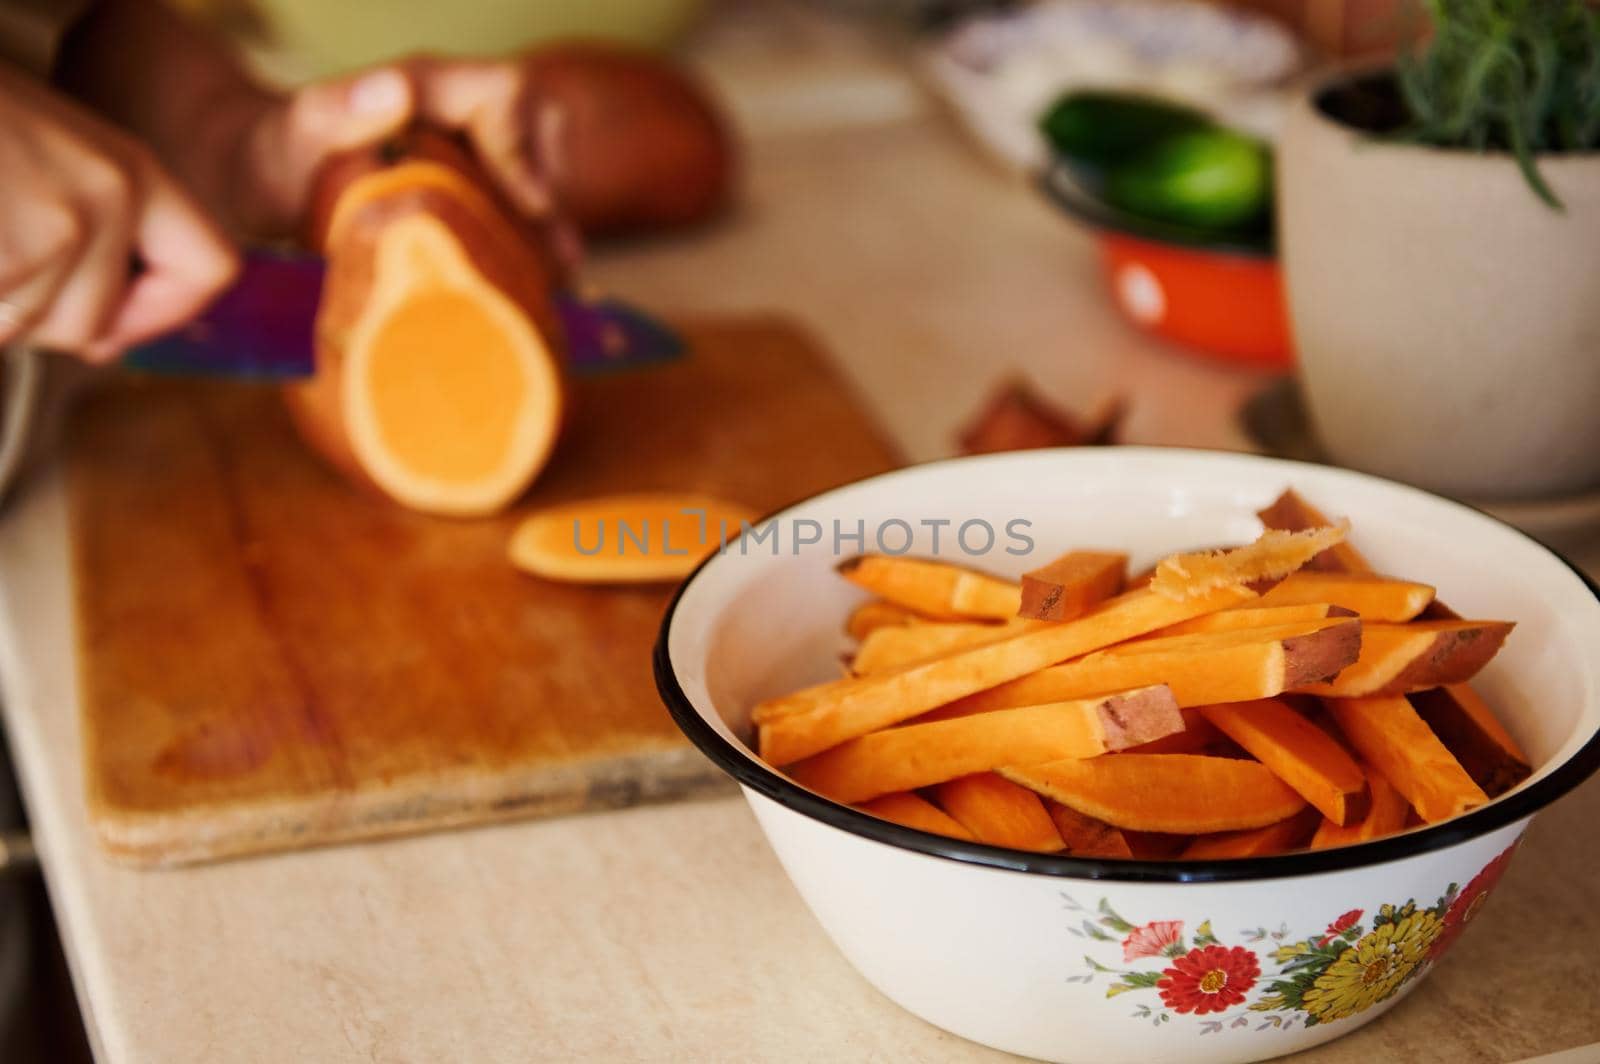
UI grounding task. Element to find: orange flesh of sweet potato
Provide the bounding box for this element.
[1197,699,1369,824]
[1310,760,1412,849]
[935,773,1065,852]
[1409,684,1532,797]
[754,585,1256,764]
[1293,620,1513,697]
[1260,490,1525,789]
[1256,489,1374,574]
[508,493,755,583]
[1180,808,1321,859]
[1019,550,1128,621]
[1254,571,1435,621]
[1323,696,1488,822]
[1153,602,1355,637]
[291,134,567,517]
[1150,526,1348,601]
[931,618,1361,718]
[849,618,1041,676]
[785,686,1181,804]
[836,555,1021,621]
[856,793,975,841]
[998,754,1308,834]
[1047,802,1134,858]
[845,600,923,641]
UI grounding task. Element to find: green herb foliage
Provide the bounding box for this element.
[1397,0,1600,208]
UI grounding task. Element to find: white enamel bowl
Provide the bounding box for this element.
[654,449,1600,1064]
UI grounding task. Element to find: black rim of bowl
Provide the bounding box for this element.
[653,449,1600,883]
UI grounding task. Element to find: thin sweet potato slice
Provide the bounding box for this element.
[508,493,756,583]
[850,617,1039,676]
[786,686,1181,804]
[755,585,1256,764]
[1153,602,1356,637]
[845,600,922,641]
[933,618,1361,718]
[837,555,1021,621]
[1180,809,1322,859]
[1410,684,1532,797]
[936,773,1064,852]
[999,754,1308,834]
[857,793,975,841]
[1294,620,1513,697]
[1310,760,1412,849]
[1198,699,1370,825]
[1255,571,1435,621]
[1150,525,1348,601]
[1323,696,1488,822]
[1257,489,1373,573]
[1047,802,1134,858]
[1020,550,1128,621]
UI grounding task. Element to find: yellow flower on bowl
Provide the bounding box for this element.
[1301,911,1444,1023]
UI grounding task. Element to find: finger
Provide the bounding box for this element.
[247,67,414,233]
[26,161,138,353]
[0,257,73,347]
[88,165,239,362]
[412,57,554,218]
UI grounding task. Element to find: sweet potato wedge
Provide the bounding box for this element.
[999,754,1308,834]
[1180,808,1321,860]
[1323,697,1488,822]
[755,585,1256,764]
[934,618,1361,718]
[1310,760,1412,849]
[1019,550,1128,621]
[1124,831,1192,859]
[1410,684,1532,797]
[1294,620,1513,697]
[1255,571,1435,622]
[1197,699,1369,824]
[1150,525,1348,601]
[936,773,1065,852]
[1153,602,1356,637]
[786,686,1181,803]
[850,618,1039,676]
[845,600,922,641]
[857,793,975,841]
[837,555,1021,621]
[1256,489,1373,574]
[1047,802,1134,858]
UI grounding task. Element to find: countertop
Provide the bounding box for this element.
[2,5,1598,1061]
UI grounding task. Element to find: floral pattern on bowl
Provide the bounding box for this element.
[1065,842,1520,1033]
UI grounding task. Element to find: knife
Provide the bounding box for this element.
[124,248,684,379]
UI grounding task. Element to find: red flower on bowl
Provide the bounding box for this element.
[1122,920,1184,962]
[1319,909,1364,946]
[1431,844,1519,959]
[1157,944,1261,1015]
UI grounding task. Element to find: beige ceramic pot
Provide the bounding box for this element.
[1278,70,1600,500]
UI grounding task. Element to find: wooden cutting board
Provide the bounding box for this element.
[68,315,898,866]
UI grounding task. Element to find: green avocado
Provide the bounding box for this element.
[1103,129,1274,230]
[1038,91,1212,169]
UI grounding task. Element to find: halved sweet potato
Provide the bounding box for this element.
[754,585,1255,764]
[1255,571,1435,621]
[933,618,1361,718]
[1323,696,1488,823]
[290,130,566,516]
[1019,550,1127,621]
[837,555,1021,621]
[1294,620,1513,697]
[786,685,1181,803]
[1309,760,1412,849]
[1410,684,1532,797]
[1198,699,1369,824]
[1180,808,1321,859]
[857,793,974,841]
[936,773,1064,852]
[999,754,1307,834]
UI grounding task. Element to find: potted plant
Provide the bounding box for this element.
[1277,0,1600,499]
